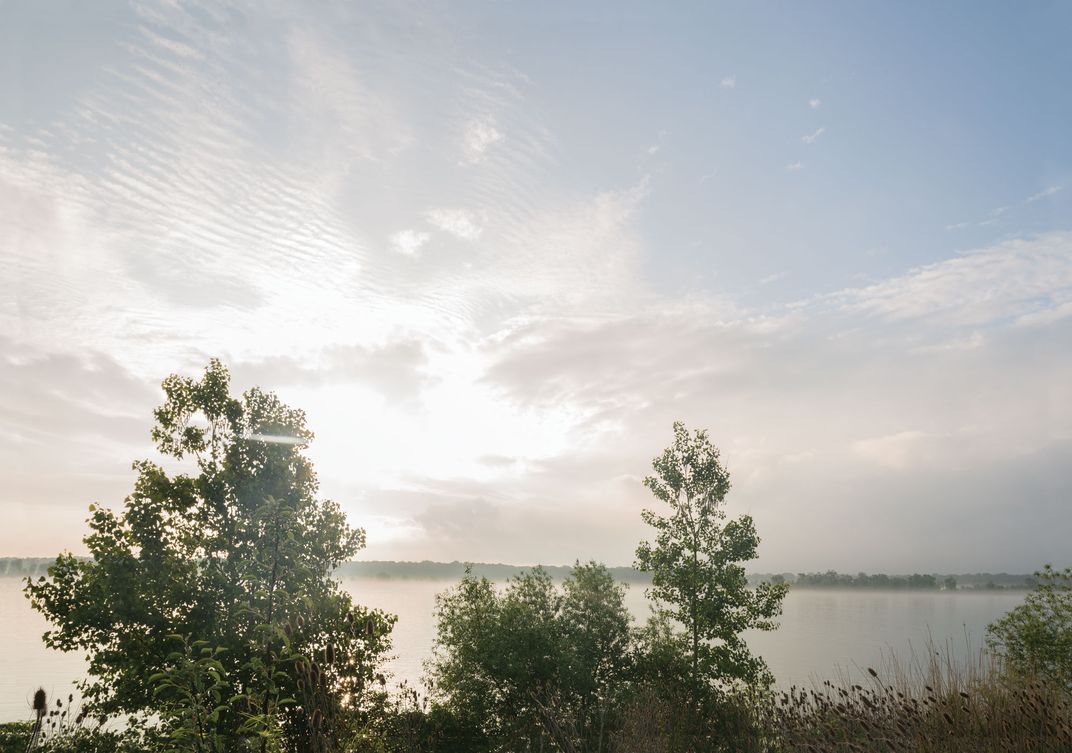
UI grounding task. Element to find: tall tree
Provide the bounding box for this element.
[25,360,394,750]
[634,422,787,708]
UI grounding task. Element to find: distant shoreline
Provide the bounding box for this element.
[0,557,1035,589]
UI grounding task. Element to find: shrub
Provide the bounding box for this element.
[428,562,632,751]
[987,563,1072,690]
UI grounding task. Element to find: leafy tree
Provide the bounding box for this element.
[425,572,502,751]
[559,562,633,749]
[987,563,1072,689]
[634,422,787,709]
[25,360,394,751]
[428,562,632,752]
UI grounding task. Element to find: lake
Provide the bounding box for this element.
[0,577,1025,723]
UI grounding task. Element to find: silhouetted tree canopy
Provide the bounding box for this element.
[25,360,394,749]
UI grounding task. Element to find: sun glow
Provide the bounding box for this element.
[289,347,593,495]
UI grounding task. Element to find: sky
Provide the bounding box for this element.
[1,1,1070,573]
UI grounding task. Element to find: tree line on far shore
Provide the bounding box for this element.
[776,571,1036,590]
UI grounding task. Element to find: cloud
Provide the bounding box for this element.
[229,340,430,401]
[720,75,736,89]
[643,129,667,158]
[0,7,444,367]
[851,430,929,469]
[425,208,484,240]
[286,26,414,166]
[469,242,1072,569]
[0,339,157,449]
[390,229,431,256]
[809,98,821,109]
[352,482,649,565]
[833,232,1072,326]
[786,162,803,172]
[461,117,504,164]
[0,340,159,555]
[1015,299,1072,328]
[1025,185,1062,203]
[482,177,651,308]
[137,26,205,60]
[801,126,826,144]
[947,186,1064,231]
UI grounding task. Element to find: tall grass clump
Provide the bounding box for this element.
[611,684,770,753]
[10,686,145,753]
[764,644,1071,752]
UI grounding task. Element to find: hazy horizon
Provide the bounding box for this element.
[0,556,1039,580]
[3,2,1071,573]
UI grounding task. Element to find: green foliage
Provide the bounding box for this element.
[428,562,632,752]
[24,360,394,751]
[631,610,692,695]
[634,422,788,709]
[0,722,32,753]
[149,635,286,753]
[559,562,632,740]
[375,684,490,753]
[987,563,1072,689]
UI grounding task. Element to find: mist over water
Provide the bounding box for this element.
[0,576,1024,723]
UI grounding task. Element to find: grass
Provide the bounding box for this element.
[762,645,1071,752]
[607,643,1071,752]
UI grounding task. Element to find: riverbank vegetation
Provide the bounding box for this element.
[10,362,1071,752]
[787,571,1035,590]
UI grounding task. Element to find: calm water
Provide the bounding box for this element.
[0,577,1025,723]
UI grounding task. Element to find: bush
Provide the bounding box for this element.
[987,563,1072,690]
[428,562,632,751]
[0,722,32,753]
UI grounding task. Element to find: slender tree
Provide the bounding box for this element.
[635,422,787,708]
